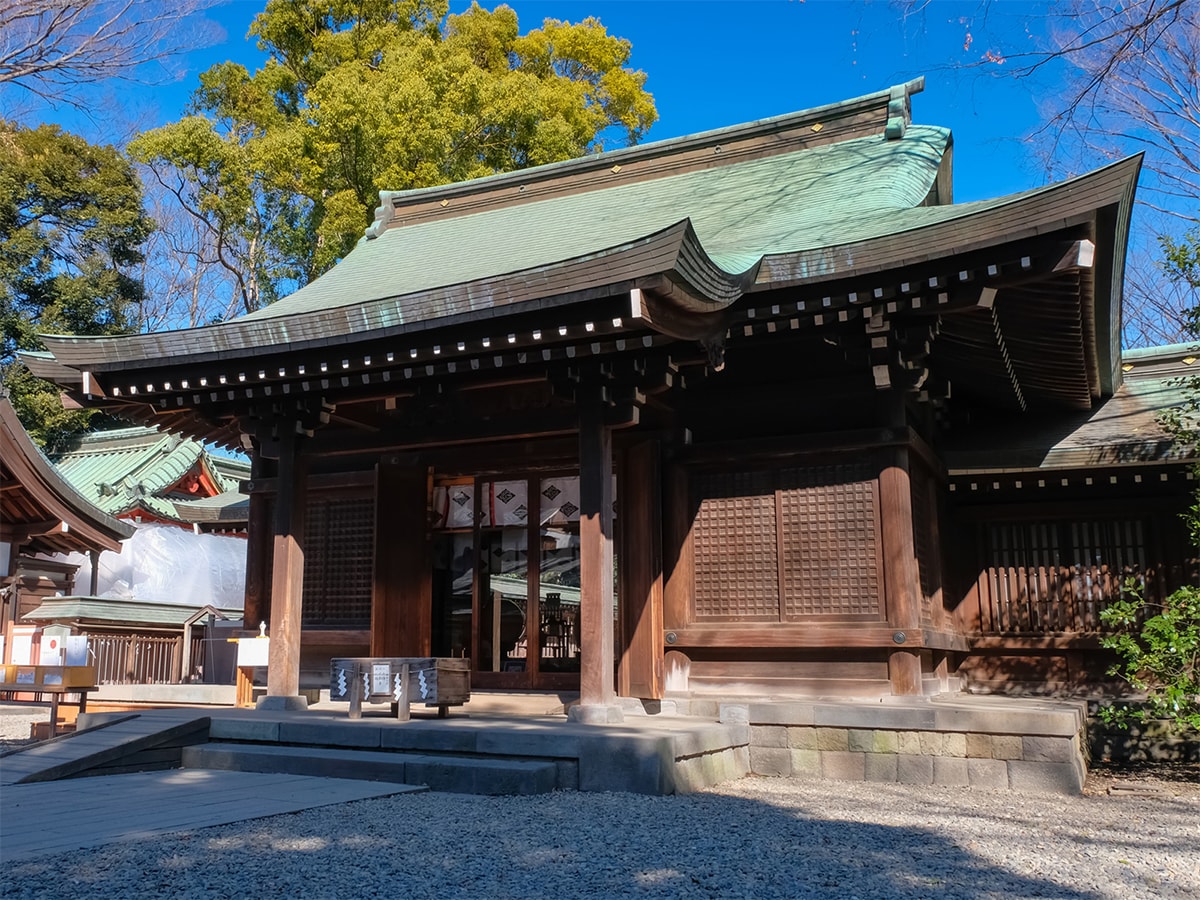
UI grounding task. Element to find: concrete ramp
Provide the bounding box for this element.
[0,710,210,785]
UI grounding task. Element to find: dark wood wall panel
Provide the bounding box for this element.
[909,461,942,626]
[302,491,374,628]
[691,462,883,623]
[778,464,880,618]
[693,471,779,620]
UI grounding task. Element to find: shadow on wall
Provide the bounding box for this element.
[2,786,1165,898]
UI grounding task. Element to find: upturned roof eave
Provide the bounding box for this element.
[753,155,1143,290]
[0,397,135,552]
[38,218,754,373]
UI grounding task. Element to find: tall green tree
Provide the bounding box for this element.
[0,121,153,450]
[130,0,657,313]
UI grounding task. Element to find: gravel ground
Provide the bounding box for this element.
[2,704,1198,900]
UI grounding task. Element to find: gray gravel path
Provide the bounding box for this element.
[2,704,1197,900]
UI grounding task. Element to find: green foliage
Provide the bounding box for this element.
[130,0,657,311]
[0,121,153,449]
[1099,582,1200,732]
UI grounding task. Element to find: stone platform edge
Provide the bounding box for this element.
[712,698,1088,794]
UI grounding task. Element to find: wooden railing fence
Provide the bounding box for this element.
[88,633,204,684]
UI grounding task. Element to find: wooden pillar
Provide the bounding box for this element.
[879,391,923,694]
[617,440,664,700]
[570,403,622,722]
[264,428,307,704]
[88,550,100,596]
[881,444,923,695]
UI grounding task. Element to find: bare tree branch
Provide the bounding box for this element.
[0,0,223,109]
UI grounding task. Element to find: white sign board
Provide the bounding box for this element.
[236,637,270,667]
[371,664,391,695]
[65,635,89,666]
[39,634,64,665]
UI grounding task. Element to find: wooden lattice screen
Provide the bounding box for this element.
[693,463,881,621]
[693,471,779,620]
[302,492,375,628]
[980,518,1150,633]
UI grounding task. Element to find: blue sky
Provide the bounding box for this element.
[23,0,1065,205]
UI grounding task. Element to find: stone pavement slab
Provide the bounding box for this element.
[0,769,423,863]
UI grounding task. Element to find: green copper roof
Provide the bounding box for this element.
[244,126,950,322]
[22,596,241,627]
[51,427,247,522]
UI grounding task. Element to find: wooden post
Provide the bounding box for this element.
[880,443,923,695]
[235,666,255,708]
[263,427,308,707]
[394,662,410,722]
[570,403,622,723]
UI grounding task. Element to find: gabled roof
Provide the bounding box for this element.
[21,595,241,628]
[50,426,248,524]
[36,80,944,366]
[27,77,1140,431]
[0,397,134,555]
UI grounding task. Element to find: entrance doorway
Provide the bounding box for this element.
[430,475,591,690]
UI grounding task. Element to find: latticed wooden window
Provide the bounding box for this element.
[692,464,881,621]
[982,518,1147,633]
[302,493,375,628]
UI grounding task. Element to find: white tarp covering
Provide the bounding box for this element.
[61,521,246,609]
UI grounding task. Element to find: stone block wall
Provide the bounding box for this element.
[714,697,1089,794]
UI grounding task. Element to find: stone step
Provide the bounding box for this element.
[183,742,560,795]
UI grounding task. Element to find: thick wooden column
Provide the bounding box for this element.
[570,404,623,723]
[617,440,664,700]
[262,428,308,707]
[880,442,923,695]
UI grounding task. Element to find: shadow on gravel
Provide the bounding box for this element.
[4,790,1110,899]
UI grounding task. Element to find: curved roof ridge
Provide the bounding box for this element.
[365,77,926,238]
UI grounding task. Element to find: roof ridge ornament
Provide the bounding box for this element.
[885,79,920,140]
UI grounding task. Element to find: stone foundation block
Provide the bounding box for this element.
[896,731,923,755]
[1022,735,1075,763]
[966,733,993,758]
[848,729,874,752]
[967,758,1009,789]
[787,727,817,750]
[919,731,944,755]
[991,735,1024,760]
[864,752,898,782]
[872,730,898,754]
[897,753,934,785]
[749,745,792,777]
[1008,759,1084,795]
[750,725,788,748]
[933,756,969,786]
[822,751,866,782]
[943,732,967,758]
[789,749,821,776]
[816,727,849,752]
